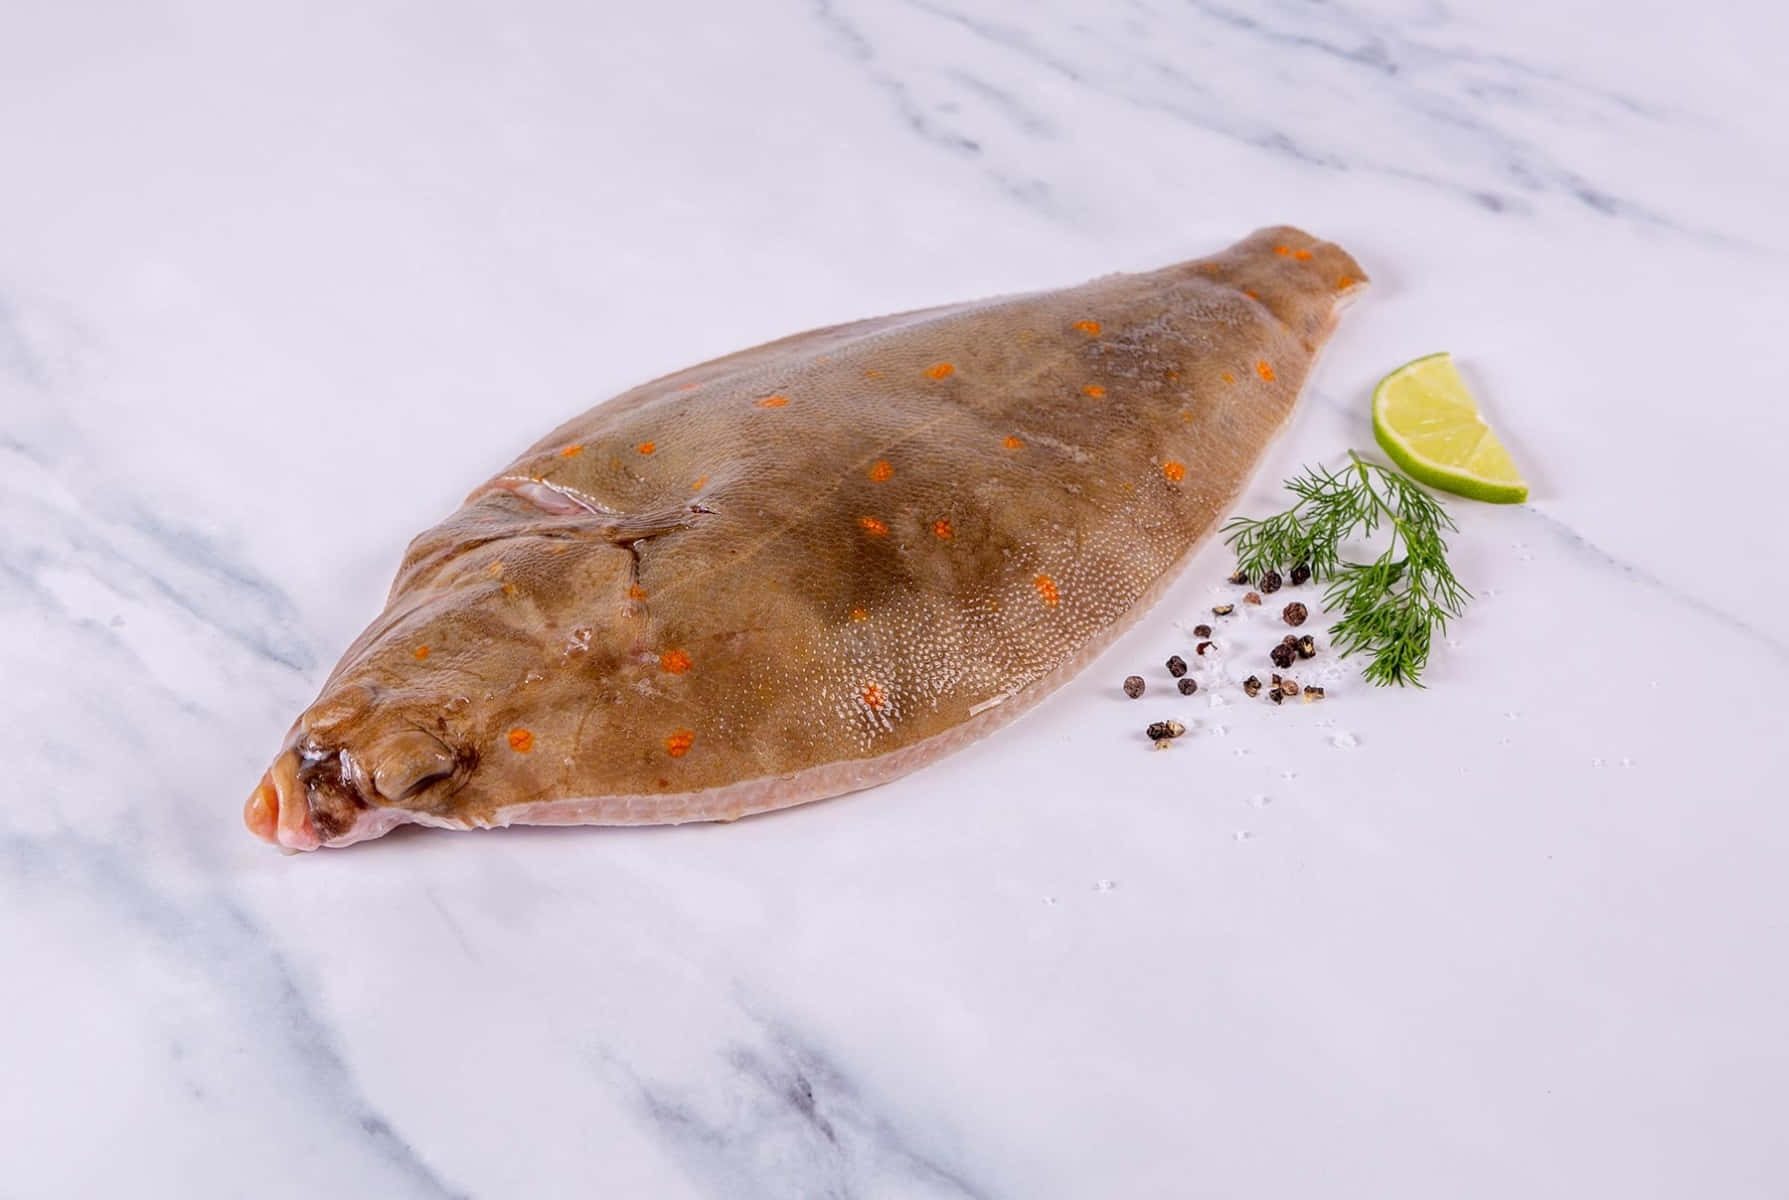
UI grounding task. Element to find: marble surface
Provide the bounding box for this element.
[4,2,1787,1195]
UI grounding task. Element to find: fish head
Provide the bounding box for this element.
[246,485,656,849]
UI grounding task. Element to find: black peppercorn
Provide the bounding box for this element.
[1243,675,1262,697]
[1268,687,1284,704]
[1259,570,1282,594]
[1166,655,1187,678]
[1282,634,1299,647]
[1228,570,1249,585]
[1270,642,1296,669]
[1178,677,1198,696]
[1193,624,1212,638]
[1145,719,1185,741]
[1290,562,1311,586]
[1282,602,1308,627]
[1296,634,1316,659]
[1123,675,1145,699]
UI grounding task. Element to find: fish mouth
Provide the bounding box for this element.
[244,741,456,852]
[244,749,325,851]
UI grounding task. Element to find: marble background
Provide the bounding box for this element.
[3,1,1786,1196]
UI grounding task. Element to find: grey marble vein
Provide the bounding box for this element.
[810,0,1062,213]
[815,0,1730,239]
[1518,505,1789,663]
[604,1012,993,1200]
[0,831,469,1199]
[0,440,313,683]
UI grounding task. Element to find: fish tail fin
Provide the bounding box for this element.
[1188,226,1369,342]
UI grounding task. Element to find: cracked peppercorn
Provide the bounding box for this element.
[1145,719,1185,742]
[1178,677,1198,696]
[1243,676,1262,697]
[1296,634,1316,659]
[1268,687,1285,704]
[1228,570,1249,585]
[1270,642,1297,669]
[1123,675,1145,699]
[1212,604,1235,616]
[1302,686,1326,702]
[1196,641,1214,656]
[1259,570,1282,594]
[1166,655,1187,678]
[1282,602,1308,626]
[1244,591,1262,605]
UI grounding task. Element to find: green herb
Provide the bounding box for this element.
[1221,452,1469,687]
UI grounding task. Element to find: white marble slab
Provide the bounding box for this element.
[3,1,1786,1196]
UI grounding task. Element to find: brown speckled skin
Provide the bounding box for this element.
[249,226,1366,849]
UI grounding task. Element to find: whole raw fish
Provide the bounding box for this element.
[246,226,1366,849]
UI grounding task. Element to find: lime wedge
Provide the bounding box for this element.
[1372,352,1528,504]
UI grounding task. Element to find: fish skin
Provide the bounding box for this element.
[247,226,1366,850]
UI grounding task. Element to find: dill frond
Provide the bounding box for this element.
[1221,452,1469,686]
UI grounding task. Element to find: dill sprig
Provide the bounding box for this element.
[1222,452,1469,687]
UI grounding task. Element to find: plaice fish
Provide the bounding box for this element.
[246,226,1366,850]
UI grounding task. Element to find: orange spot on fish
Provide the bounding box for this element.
[858,516,888,537]
[413,645,430,661]
[757,394,790,408]
[1033,574,1060,607]
[1073,319,1101,336]
[559,444,584,458]
[1163,461,1187,482]
[487,562,505,578]
[850,606,869,622]
[863,370,884,379]
[664,729,695,757]
[1221,371,1236,384]
[1165,368,1181,381]
[1294,248,1313,261]
[1179,410,1194,422]
[691,475,708,491]
[1256,360,1276,382]
[507,728,535,753]
[861,684,885,711]
[932,518,953,540]
[1082,384,1106,398]
[637,441,656,455]
[1274,244,1291,256]
[678,383,699,391]
[1336,274,1356,290]
[501,582,517,596]
[627,584,648,600]
[1243,289,1260,300]
[924,362,955,380]
[868,460,894,483]
[659,648,692,674]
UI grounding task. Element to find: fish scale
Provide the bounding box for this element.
[245,225,1367,850]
